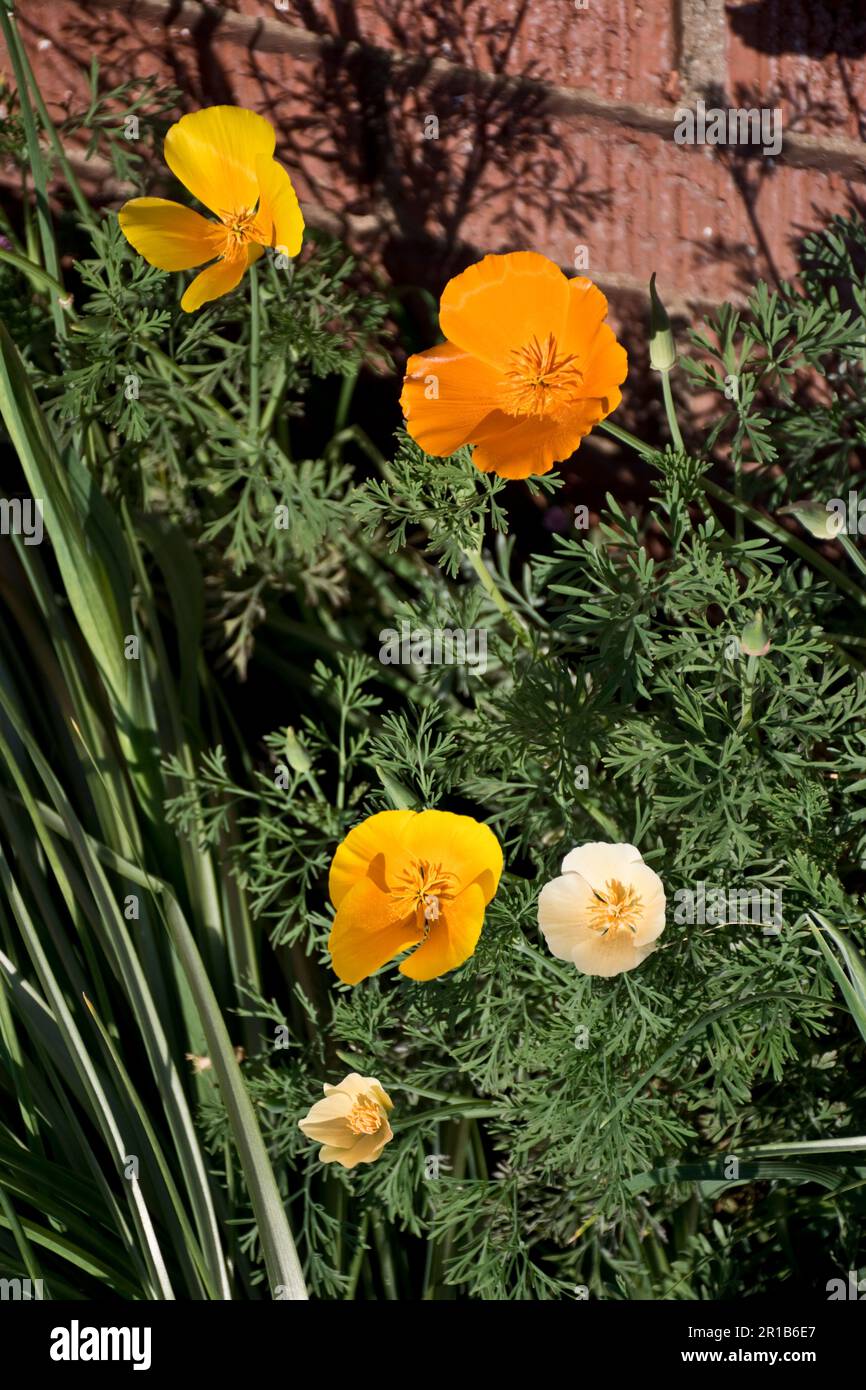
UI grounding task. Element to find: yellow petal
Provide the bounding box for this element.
[399,881,486,981]
[319,1121,392,1168]
[253,155,304,256]
[117,197,223,270]
[328,874,420,985]
[401,809,503,901]
[400,342,502,458]
[328,809,416,909]
[180,254,248,313]
[164,106,276,218]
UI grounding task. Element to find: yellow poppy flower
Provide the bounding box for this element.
[118,106,304,312]
[328,808,503,984]
[298,1073,394,1169]
[537,842,666,978]
[400,251,627,480]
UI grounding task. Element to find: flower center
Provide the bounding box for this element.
[586,878,643,937]
[220,207,259,259]
[346,1093,382,1136]
[499,334,584,419]
[393,859,455,936]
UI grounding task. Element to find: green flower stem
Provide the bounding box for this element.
[598,419,866,610]
[598,418,654,458]
[838,531,866,583]
[705,477,866,611]
[660,370,684,452]
[248,262,261,436]
[330,424,533,650]
[464,547,532,648]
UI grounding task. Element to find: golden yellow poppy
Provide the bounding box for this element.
[328,808,503,984]
[118,106,304,312]
[400,251,627,479]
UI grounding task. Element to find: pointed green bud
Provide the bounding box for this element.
[778,499,842,541]
[284,727,311,774]
[649,273,677,373]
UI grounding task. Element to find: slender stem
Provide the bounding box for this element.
[839,531,866,582]
[463,548,531,648]
[704,478,866,611]
[248,262,261,436]
[346,1211,369,1300]
[660,371,684,452]
[599,420,866,610]
[599,418,654,457]
[370,1208,398,1300]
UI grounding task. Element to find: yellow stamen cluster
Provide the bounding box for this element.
[220,206,259,258]
[393,860,454,935]
[346,1094,383,1136]
[500,333,585,418]
[587,878,644,937]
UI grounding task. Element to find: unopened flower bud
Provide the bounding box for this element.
[649,273,677,373]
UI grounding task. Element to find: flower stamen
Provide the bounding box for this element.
[500,333,584,419]
[586,878,644,937]
[346,1093,383,1136]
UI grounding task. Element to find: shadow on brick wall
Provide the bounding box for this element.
[729,1,866,59]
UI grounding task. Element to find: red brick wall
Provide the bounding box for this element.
[5,0,866,316]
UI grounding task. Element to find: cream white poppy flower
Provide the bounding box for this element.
[298,1072,394,1168]
[537,842,666,978]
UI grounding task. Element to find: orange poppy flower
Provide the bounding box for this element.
[118,106,304,312]
[328,809,503,984]
[400,251,627,479]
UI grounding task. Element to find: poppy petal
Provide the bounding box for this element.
[561,277,612,360]
[180,255,248,313]
[328,874,420,985]
[399,881,486,981]
[328,809,417,909]
[117,197,224,271]
[400,342,503,458]
[439,251,571,370]
[401,809,503,901]
[253,154,304,257]
[165,106,276,218]
[580,323,629,402]
[570,931,654,977]
[470,399,607,479]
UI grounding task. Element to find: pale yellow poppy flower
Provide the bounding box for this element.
[118,105,304,312]
[298,1073,394,1168]
[537,842,666,977]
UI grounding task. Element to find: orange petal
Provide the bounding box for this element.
[180,255,248,313]
[328,875,420,985]
[399,882,486,981]
[470,400,607,480]
[580,322,628,403]
[560,277,612,361]
[165,106,276,218]
[401,809,503,902]
[328,809,416,909]
[117,198,224,271]
[400,342,503,458]
[439,252,571,370]
[253,154,304,257]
